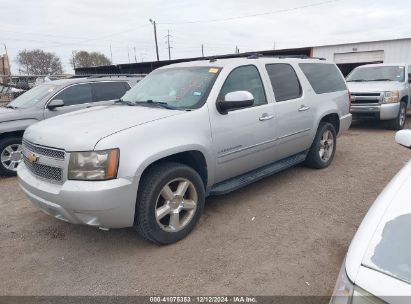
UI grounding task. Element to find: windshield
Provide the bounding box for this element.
[121,67,220,109]
[8,84,57,108]
[346,66,405,82]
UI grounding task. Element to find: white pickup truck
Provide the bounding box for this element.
[347,63,411,130]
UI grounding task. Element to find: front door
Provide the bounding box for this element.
[208,64,276,183]
[44,83,94,119]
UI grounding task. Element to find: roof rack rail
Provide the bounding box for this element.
[70,74,146,79]
[246,54,326,61]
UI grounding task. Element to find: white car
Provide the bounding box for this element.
[330,129,411,303]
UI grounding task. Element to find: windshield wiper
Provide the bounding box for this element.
[4,104,17,109]
[114,98,137,106]
[136,100,180,110]
[371,79,394,82]
[347,79,366,82]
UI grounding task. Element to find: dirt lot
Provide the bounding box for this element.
[1,117,410,296]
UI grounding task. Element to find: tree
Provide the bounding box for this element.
[70,51,111,69]
[16,49,63,75]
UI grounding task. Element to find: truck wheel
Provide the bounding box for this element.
[387,101,407,130]
[305,122,337,169]
[0,137,23,176]
[134,162,205,245]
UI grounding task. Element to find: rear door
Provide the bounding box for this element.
[44,83,93,119]
[264,63,314,159]
[209,64,276,183]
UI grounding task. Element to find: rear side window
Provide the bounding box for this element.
[93,82,130,101]
[299,63,347,94]
[265,64,302,102]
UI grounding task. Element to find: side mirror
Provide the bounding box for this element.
[47,99,65,110]
[395,130,411,149]
[217,91,254,114]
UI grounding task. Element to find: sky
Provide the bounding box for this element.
[1,0,411,74]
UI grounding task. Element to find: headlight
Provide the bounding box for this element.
[383,91,400,104]
[68,149,119,181]
[330,261,354,304]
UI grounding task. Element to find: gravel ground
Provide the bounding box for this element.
[0,117,410,296]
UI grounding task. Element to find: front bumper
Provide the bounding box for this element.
[17,162,137,229]
[351,103,400,120]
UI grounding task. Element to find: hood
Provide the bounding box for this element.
[0,106,36,123]
[346,161,411,284]
[24,105,183,151]
[361,167,411,284]
[347,81,406,93]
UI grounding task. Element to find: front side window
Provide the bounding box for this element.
[8,84,57,108]
[299,63,347,94]
[219,65,267,107]
[346,66,405,82]
[93,82,130,101]
[52,84,93,106]
[122,67,220,109]
[266,64,302,102]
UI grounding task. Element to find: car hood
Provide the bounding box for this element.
[346,160,411,285]
[24,105,184,151]
[0,106,36,122]
[347,81,405,93]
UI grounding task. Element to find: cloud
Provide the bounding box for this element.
[1,0,410,73]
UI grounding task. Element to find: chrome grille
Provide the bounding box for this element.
[23,158,63,182]
[22,140,65,160]
[22,140,66,183]
[351,92,382,105]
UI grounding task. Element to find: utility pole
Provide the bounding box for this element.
[127,47,131,63]
[133,47,137,63]
[201,44,204,57]
[71,51,76,69]
[165,30,172,60]
[149,19,160,61]
[110,45,113,63]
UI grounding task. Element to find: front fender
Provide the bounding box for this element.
[94,107,215,191]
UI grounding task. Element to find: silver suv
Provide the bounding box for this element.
[17,57,352,244]
[0,76,139,176]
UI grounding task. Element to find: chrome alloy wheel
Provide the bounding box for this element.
[1,144,23,172]
[155,178,198,232]
[319,130,334,162]
[399,104,406,127]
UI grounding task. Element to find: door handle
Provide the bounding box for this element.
[299,105,310,112]
[259,113,274,121]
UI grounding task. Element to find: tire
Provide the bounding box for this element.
[134,162,205,245]
[305,122,337,169]
[0,137,23,176]
[387,101,407,130]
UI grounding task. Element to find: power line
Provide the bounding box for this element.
[159,0,341,25]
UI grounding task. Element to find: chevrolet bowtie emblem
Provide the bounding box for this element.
[27,152,39,164]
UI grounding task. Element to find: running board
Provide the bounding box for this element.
[208,151,308,196]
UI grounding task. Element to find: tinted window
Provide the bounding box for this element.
[53,84,93,106]
[220,65,266,107]
[266,64,302,102]
[299,63,347,94]
[93,82,129,101]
